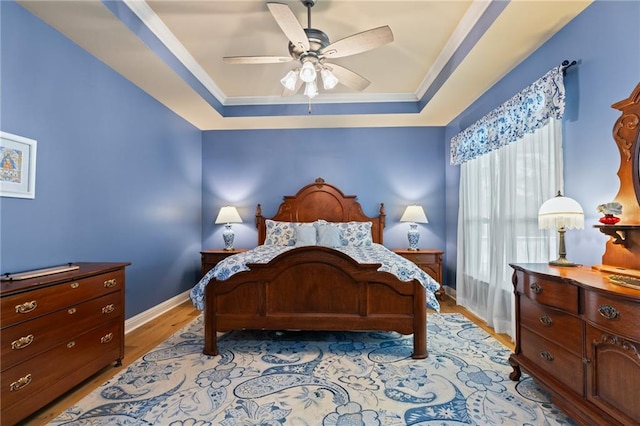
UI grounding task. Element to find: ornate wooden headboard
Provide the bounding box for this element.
[255,177,386,245]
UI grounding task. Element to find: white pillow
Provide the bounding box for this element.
[294,223,317,246]
[316,222,342,247]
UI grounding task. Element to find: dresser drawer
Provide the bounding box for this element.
[1,269,124,326]
[520,327,584,395]
[519,295,582,356]
[582,290,640,341]
[517,273,579,313]
[1,291,122,371]
[1,319,122,423]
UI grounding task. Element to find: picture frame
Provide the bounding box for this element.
[0,131,37,199]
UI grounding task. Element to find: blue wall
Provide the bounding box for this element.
[3,0,637,317]
[201,127,446,254]
[0,2,203,318]
[445,0,640,284]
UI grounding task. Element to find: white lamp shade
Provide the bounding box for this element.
[299,60,317,83]
[321,68,339,90]
[303,80,318,98]
[280,69,298,91]
[215,206,242,224]
[538,193,584,230]
[400,205,429,223]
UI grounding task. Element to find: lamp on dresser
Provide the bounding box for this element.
[400,205,428,251]
[215,206,242,251]
[538,191,584,266]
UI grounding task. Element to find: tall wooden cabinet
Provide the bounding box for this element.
[509,264,640,425]
[0,262,129,425]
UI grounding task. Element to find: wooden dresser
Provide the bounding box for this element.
[509,263,640,425]
[0,262,129,425]
[393,249,444,299]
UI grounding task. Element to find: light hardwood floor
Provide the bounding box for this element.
[21,296,513,425]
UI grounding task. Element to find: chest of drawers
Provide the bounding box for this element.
[510,264,640,426]
[0,262,129,425]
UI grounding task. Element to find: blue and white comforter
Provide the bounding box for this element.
[190,243,441,312]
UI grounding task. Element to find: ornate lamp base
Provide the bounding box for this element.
[222,224,235,251]
[407,224,420,251]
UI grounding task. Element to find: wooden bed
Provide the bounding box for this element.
[203,178,428,359]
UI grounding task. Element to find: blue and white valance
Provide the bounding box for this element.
[450,66,565,165]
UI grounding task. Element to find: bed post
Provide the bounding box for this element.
[412,282,428,359]
[203,290,218,356]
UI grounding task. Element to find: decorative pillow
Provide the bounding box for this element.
[316,222,342,247]
[294,223,317,246]
[264,220,298,246]
[335,221,373,246]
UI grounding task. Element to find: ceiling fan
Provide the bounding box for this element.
[223,0,394,99]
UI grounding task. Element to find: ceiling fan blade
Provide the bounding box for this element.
[223,56,293,64]
[321,25,393,59]
[325,63,370,91]
[267,2,310,52]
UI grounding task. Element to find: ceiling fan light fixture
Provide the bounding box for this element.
[280,69,298,91]
[304,80,318,98]
[320,68,339,90]
[299,60,317,83]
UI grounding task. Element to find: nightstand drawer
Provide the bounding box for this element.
[201,249,247,277]
[392,249,444,299]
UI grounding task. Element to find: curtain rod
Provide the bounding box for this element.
[561,59,577,76]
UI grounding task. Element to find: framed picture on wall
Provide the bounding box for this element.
[0,131,37,199]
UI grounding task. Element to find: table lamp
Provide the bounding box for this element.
[538,191,584,266]
[215,206,242,251]
[400,205,429,251]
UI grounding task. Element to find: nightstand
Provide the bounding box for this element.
[393,249,445,300]
[200,249,247,277]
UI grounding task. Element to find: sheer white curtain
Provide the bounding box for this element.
[456,120,563,337]
[450,66,566,338]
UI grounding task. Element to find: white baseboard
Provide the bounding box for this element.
[125,290,191,334]
[443,285,456,301]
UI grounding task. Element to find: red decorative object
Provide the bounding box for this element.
[599,214,620,225]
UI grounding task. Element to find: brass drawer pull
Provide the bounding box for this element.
[598,304,620,320]
[101,333,114,344]
[10,374,32,391]
[68,307,77,315]
[67,341,76,348]
[103,279,117,288]
[539,315,553,326]
[102,304,115,314]
[11,334,34,350]
[530,282,542,294]
[15,300,37,314]
[539,350,554,362]
[70,282,80,289]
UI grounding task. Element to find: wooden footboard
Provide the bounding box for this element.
[204,246,427,359]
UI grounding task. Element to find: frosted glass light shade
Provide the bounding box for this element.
[400,205,429,223]
[215,206,242,224]
[280,70,298,91]
[321,68,339,90]
[538,192,584,230]
[304,80,318,99]
[299,61,317,83]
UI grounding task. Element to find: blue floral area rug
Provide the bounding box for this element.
[50,313,576,425]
